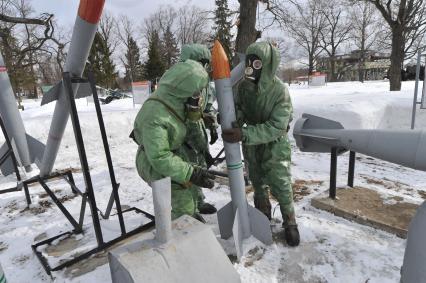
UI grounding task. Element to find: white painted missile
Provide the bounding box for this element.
[212,40,272,259]
[0,51,45,174]
[39,0,105,177]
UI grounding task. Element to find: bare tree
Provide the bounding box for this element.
[233,0,261,65]
[319,2,352,81]
[283,0,327,74]
[359,0,426,90]
[348,1,387,82]
[177,5,211,45]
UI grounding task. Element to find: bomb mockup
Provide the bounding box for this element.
[39,0,105,176]
[211,40,272,259]
[0,51,44,175]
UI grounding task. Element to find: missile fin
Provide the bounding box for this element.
[41,82,62,105]
[248,205,273,245]
[301,113,344,130]
[26,134,45,164]
[0,139,21,176]
[74,82,93,99]
[217,201,235,239]
[233,207,244,260]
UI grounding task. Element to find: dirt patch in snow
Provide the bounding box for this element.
[311,186,418,238]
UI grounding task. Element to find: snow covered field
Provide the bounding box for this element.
[1,80,426,282]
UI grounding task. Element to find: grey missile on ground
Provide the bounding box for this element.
[212,40,272,260]
[38,0,105,177]
[293,113,426,171]
[109,177,241,283]
[0,51,44,175]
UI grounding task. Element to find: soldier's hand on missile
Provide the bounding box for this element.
[190,167,216,189]
[222,126,242,143]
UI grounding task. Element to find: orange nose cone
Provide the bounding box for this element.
[78,0,105,24]
[212,40,231,80]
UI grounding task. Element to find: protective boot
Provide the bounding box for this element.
[282,213,300,247]
[193,212,206,223]
[198,201,217,214]
[254,196,272,220]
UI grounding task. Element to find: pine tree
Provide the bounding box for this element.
[143,30,165,83]
[85,32,117,89]
[124,36,144,83]
[161,25,179,69]
[213,0,233,62]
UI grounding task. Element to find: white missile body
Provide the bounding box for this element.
[39,0,105,177]
[212,41,272,259]
[0,52,44,174]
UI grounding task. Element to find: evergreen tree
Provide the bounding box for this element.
[213,0,233,62]
[143,30,165,83]
[124,36,144,83]
[85,32,117,89]
[161,25,179,69]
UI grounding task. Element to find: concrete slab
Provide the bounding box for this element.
[109,215,241,283]
[311,187,419,238]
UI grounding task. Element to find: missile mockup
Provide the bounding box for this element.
[293,113,426,171]
[39,0,105,177]
[0,51,45,175]
[211,40,272,259]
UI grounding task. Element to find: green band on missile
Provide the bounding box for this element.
[227,163,243,170]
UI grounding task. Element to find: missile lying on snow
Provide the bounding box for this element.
[39,0,105,177]
[0,51,44,175]
[293,113,426,171]
[211,40,272,259]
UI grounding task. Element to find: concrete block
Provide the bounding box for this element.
[109,215,241,283]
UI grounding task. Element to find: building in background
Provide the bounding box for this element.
[317,50,391,82]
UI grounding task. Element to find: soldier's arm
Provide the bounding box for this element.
[241,87,292,146]
[141,120,194,185]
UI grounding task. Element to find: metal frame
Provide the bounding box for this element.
[329,149,356,199]
[411,50,426,129]
[31,72,154,275]
[0,115,31,204]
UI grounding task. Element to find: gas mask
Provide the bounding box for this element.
[245,54,262,84]
[198,58,211,72]
[186,91,203,121]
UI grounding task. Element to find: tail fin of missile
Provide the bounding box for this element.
[293,113,345,152]
[0,134,45,176]
[218,201,273,260]
[26,133,45,165]
[41,80,93,106]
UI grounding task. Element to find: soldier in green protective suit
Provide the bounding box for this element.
[134,60,216,221]
[222,42,300,246]
[180,44,219,214]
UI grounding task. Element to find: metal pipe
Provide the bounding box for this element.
[411,51,422,129]
[151,177,172,244]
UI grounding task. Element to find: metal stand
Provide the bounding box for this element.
[329,149,356,199]
[31,72,154,275]
[0,116,31,204]
[411,50,426,129]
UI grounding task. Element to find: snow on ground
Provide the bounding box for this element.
[1,80,425,282]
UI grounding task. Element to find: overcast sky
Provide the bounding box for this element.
[32,0,237,27]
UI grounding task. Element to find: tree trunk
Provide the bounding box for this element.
[330,57,337,82]
[389,25,404,91]
[233,0,258,66]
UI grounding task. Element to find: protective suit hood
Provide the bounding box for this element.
[180,44,211,62]
[156,59,208,100]
[246,42,281,94]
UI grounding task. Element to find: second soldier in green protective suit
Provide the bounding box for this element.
[222,42,300,246]
[134,60,216,221]
[180,44,219,214]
